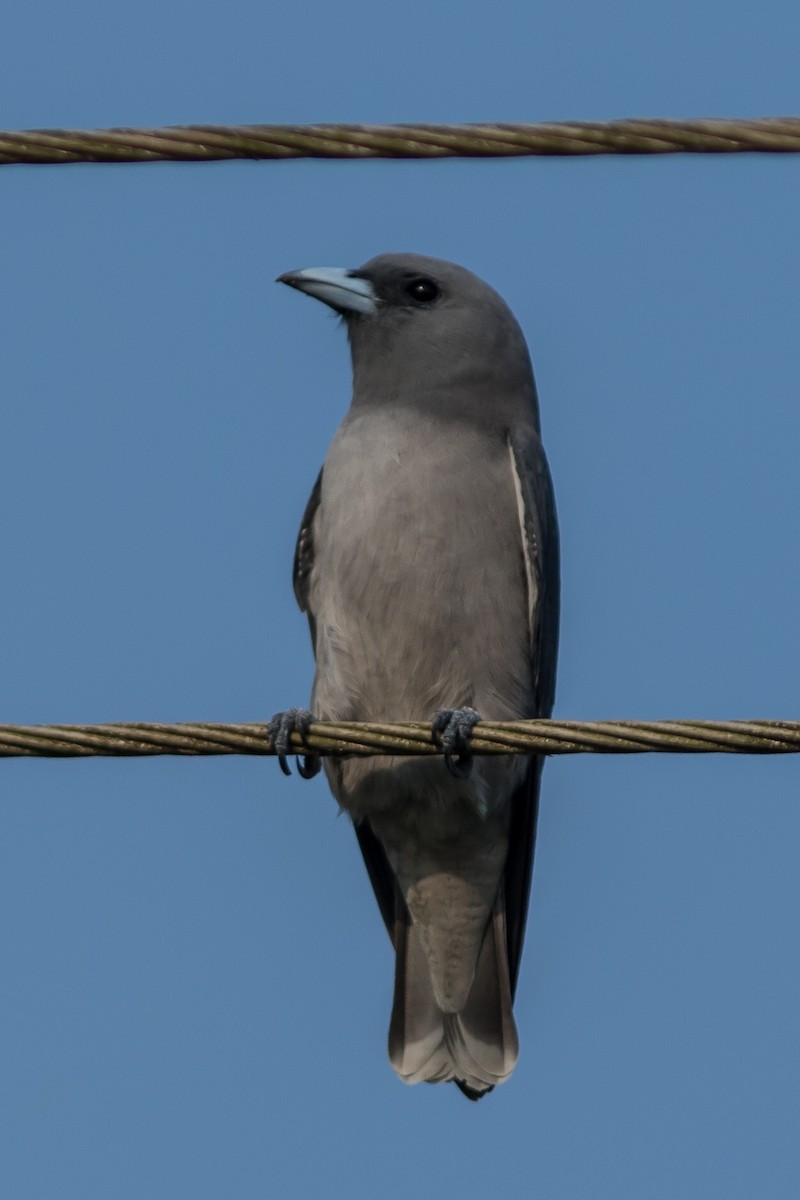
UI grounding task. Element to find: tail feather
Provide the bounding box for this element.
[388,907,453,1084]
[388,896,519,1097]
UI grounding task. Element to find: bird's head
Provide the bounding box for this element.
[278,253,538,420]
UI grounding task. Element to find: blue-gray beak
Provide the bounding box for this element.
[277,267,377,316]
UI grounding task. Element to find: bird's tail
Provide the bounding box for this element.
[387,896,519,1099]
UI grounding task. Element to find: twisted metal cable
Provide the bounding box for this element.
[2,118,800,166]
[1,720,800,758]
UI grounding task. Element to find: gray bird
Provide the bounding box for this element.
[273,254,559,1099]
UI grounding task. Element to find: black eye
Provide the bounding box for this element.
[405,277,440,304]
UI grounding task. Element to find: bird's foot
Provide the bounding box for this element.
[432,707,482,779]
[268,707,321,779]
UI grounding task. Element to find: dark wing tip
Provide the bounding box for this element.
[454,1080,493,1101]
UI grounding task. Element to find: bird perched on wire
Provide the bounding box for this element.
[272,253,559,1099]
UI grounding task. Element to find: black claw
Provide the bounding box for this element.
[432,706,482,779]
[296,753,320,780]
[269,708,320,779]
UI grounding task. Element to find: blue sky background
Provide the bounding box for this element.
[2,2,800,1196]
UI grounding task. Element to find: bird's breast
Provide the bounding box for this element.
[309,409,533,729]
